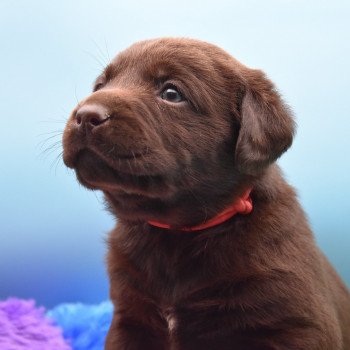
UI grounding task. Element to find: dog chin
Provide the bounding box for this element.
[74,149,176,199]
[74,150,120,189]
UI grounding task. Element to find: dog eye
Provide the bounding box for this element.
[93,75,107,92]
[160,86,183,103]
[93,82,104,92]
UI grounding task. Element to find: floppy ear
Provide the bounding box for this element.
[235,69,295,175]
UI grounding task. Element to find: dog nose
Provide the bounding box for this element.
[75,104,109,131]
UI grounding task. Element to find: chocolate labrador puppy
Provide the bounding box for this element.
[63,38,350,349]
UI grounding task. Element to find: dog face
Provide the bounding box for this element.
[63,38,294,226]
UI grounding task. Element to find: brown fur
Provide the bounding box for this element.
[63,38,350,349]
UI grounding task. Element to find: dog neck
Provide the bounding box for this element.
[148,188,253,232]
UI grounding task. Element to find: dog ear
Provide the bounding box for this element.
[235,69,295,175]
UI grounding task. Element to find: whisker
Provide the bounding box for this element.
[91,38,109,66]
[37,130,63,137]
[83,49,106,70]
[50,150,64,174]
[104,37,111,63]
[74,85,80,105]
[39,141,62,160]
[93,190,104,205]
[59,106,69,115]
[127,159,133,176]
[37,119,67,124]
[37,134,62,150]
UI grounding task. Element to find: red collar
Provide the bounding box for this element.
[148,188,253,232]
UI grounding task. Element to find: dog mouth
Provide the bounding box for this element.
[75,149,123,190]
[74,149,169,197]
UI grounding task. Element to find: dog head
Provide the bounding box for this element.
[63,38,295,226]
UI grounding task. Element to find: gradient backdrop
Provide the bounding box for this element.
[0,0,349,308]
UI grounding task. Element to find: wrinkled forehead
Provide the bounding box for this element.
[102,39,232,84]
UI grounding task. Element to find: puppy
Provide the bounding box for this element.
[63,38,350,349]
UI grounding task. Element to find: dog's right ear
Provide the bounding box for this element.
[234,69,295,175]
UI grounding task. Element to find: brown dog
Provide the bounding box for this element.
[63,38,350,349]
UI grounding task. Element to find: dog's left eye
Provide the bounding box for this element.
[160,86,184,103]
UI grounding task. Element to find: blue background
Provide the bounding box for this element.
[0,0,349,308]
